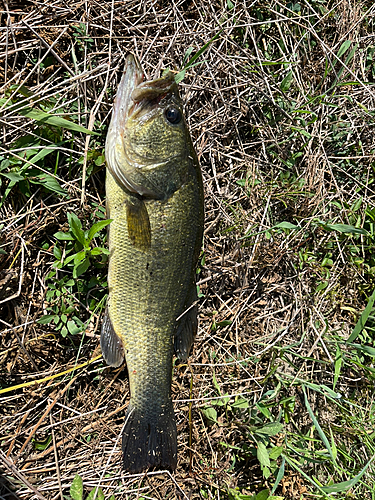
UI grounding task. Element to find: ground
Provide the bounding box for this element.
[1,1,375,499]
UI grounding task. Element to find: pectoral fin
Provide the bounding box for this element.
[174,284,198,360]
[126,196,151,251]
[101,308,124,367]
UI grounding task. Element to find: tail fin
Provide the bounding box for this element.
[122,402,177,473]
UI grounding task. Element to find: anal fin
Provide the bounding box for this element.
[100,308,124,367]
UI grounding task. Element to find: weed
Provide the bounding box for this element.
[70,474,114,500]
[37,212,110,336]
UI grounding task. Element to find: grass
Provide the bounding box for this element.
[1,0,375,498]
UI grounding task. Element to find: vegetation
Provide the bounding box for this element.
[1,0,375,499]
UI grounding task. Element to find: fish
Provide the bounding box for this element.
[101,53,204,473]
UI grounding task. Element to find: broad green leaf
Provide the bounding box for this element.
[174,61,205,84]
[16,106,98,135]
[68,213,86,245]
[351,196,362,212]
[319,222,367,235]
[54,231,75,241]
[231,397,249,409]
[0,158,10,171]
[86,486,105,500]
[268,446,283,460]
[337,40,352,59]
[280,71,293,92]
[216,320,232,327]
[256,402,271,418]
[27,144,64,165]
[348,287,375,342]
[8,84,35,98]
[255,490,272,500]
[94,154,105,166]
[257,442,270,468]
[70,474,83,500]
[316,281,328,292]
[291,127,311,139]
[37,314,56,325]
[63,254,77,266]
[73,250,86,266]
[227,489,249,500]
[74,256,90,278]
[87,219,112,242]
[29,173,66,196]
[174,70,186,84]
[1,171,25,182]
[201,406,217,423]
[273,222,299,230]
[53,245,62,260]
[255,422,283,437]
[91,247,110,256]
[67,320,82,335]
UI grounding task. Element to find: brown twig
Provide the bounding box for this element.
[0,450,48,500]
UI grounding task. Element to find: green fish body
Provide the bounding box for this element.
[101,54,204,472]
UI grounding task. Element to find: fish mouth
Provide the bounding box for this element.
[109,54,177,133]
[130,72,176,114]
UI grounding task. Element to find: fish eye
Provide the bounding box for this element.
[165,107,182,124]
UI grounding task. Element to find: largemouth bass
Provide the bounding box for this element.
[101,54,204,472]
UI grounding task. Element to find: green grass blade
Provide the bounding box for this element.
[348,287,375,342]
[337,40,352,59]
[175,29,223,83]
[16,107,98,135]
[351,343,375,357]
[302,386,336,465]
[333,345,343,390]
[271,456,285,494]
[28,144,64,164]
[318,222,367,235]
[283,455,328,496]
[182,30,223,70]
[321,455,375,493]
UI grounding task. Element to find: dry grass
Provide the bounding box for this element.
[1,0,375,499]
